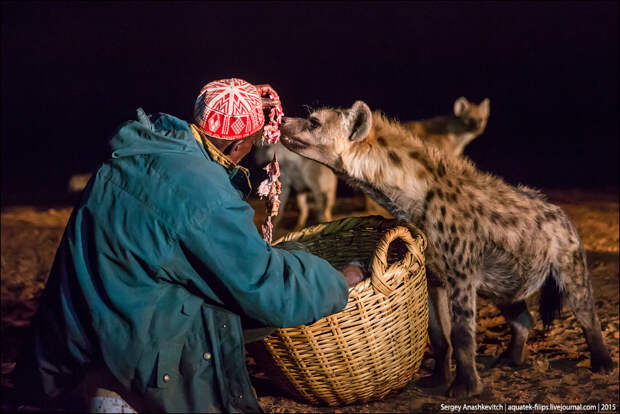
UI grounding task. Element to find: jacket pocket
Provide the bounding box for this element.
[181,294,203,317]
[154,342,184,389]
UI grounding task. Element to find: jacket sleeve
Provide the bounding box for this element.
[177,197,349,329]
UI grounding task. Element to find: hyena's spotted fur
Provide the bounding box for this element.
[365,96,490,213]
[280,101,614,398]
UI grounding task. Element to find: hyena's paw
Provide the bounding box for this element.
[447,376,484,398]
[591,352,615,374]
[416,372,450,388]
[498,347,529,366]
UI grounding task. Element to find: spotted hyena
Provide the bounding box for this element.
[280,101,614,397]
[366,96,490,212]
[403,96,490,157]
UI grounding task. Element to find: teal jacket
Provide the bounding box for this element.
[15,109,349,412]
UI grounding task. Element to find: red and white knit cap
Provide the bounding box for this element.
[193,78,265,140]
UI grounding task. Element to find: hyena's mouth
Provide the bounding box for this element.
[281,134,309,150]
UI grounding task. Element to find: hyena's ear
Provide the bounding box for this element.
[480,98,490,117]
[453,97,470,116]
[348,101,372,141]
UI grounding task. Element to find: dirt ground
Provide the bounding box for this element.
[1,189,618,412]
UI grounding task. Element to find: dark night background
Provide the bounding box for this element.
[1,1,618,206]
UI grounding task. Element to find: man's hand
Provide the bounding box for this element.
[340,264,364,288]
[255,84,280,108]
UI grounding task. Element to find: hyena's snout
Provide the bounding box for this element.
[280,116,305,135]
[280,117,311,150]
[465,118,483,129]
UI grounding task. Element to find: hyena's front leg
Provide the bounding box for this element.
[322,186,336,223]
[294,192,310,230]
[447,277,484,398]
[497,300,534,366]
[418,284,453,388]
[310,186,329,223]
[314,173,337,224]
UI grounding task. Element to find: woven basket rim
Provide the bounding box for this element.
[273,215,427,298]
[274,215,427,250]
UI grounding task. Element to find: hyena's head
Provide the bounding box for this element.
[280,101,372,171]
[453,97,490,132]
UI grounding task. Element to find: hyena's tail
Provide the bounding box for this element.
[539,271,563,330]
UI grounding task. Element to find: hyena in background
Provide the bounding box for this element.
[255,141,337,230]
[280,101,614,397]
[366,97,490,213]
[403,96,490,157]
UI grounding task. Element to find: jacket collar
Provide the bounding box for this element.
[189,124,252,199]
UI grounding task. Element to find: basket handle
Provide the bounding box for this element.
[369,226,422,297]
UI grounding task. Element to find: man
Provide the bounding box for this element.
[14,78,363,412]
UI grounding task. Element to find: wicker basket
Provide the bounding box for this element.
[247,216,428,406]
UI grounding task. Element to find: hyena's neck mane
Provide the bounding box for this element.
[340,111,477,221]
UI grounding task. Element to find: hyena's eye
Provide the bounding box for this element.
[309,117,321,130]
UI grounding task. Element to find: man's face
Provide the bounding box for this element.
[229,128,263,164]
